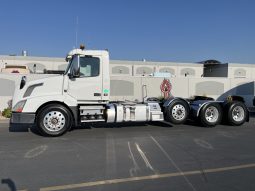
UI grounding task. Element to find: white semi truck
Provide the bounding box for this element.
[10,46,249,136]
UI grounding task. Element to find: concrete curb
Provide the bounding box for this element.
[0,118,10,123]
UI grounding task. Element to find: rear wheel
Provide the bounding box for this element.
[165,100,189,124]
[226,101,247,126]
[36,104,72,136]
[200,103,222,127]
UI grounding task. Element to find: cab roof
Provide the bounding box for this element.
[66,49,109,61]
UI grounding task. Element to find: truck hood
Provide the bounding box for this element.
[12,75,64,108]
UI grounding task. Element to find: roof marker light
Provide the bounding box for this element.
[80,44,85,50]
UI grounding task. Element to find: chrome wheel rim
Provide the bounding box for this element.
[172,104,186,121]
[232,106,245,122]
[205,106,219,123]
[43,111,66,132]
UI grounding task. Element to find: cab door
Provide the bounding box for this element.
[67,55,103,102]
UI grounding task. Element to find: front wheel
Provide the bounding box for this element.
[200,103,222,127]
[36,104,72,136]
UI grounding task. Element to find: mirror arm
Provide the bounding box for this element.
[67,55,80,78]
[68,73,73,79]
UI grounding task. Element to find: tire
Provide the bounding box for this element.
[226,101,248,126]
[165,100,189,124]
[200,103,222,127]
[36,104,72,136]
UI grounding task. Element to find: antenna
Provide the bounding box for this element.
[75,16,79,48]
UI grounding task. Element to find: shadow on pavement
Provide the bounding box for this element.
[8,121,174,136]
[9,123,43,136]
[1,178,17,191]
[8,120,213,135]
[250,112,255,118]
[74,121,173,130]
[9,114,253,136]
[9,124,29,132]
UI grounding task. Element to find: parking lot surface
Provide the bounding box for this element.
[0,118,255,191]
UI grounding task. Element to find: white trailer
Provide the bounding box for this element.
[10,46,249,136]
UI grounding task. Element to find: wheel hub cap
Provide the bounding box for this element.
[43,111,66,132]
[51,117,59,125]
[205,106,219,123]
[232,106,245,122]
[172,104,186,120]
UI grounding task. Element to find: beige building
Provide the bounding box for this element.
[0,55,204,77]
[0,55,254,111]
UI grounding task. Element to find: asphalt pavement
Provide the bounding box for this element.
[0,118,255,191]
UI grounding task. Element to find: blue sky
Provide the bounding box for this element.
[0,0,255,63]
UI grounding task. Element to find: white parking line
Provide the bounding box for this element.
[135,143,155,172]
[150,135,197,191]
[128,141,140,176]
[34,163,255,191]
[217,131,235,138]
[24,145,48,159]
[193,138,214,150]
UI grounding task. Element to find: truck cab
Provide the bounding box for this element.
[11,47,109,131]
[65,48,110,103]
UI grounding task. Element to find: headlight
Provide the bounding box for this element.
[12,100,27,112]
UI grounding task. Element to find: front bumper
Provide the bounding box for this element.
[10,112,35,124]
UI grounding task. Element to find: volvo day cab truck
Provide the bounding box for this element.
[10,46,249,136]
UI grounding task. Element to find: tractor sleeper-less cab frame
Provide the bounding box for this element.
[10,47,249,136]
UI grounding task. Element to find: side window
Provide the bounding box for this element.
[80,57,100,77]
